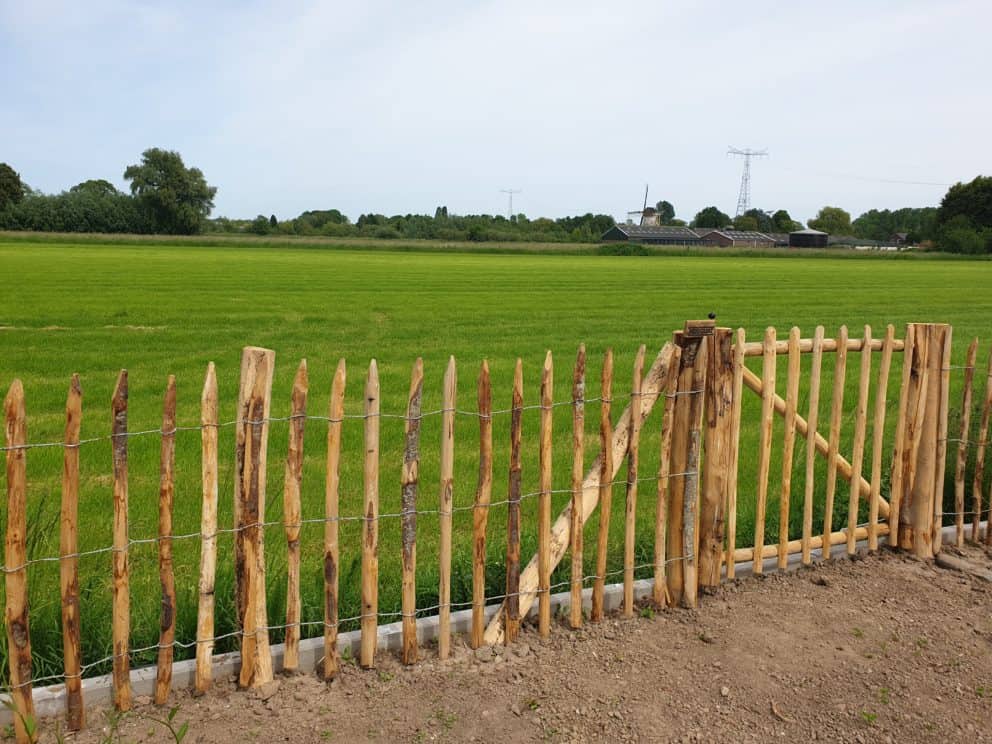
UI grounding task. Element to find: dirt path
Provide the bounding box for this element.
[57,546,992,743]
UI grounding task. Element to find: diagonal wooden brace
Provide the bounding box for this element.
[483,343,677,645]
[740,366,890,519]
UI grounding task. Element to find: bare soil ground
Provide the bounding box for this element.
[59,545,992,743]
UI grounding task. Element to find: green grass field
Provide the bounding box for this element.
[1,237,991,685]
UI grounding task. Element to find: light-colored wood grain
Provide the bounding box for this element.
[845,327,872,555]
[733,523,891,564]
[591,350,613,622]
[5,380,36,743]
[195,363,218,694]
[654,345,681,602]
[700,329,734,585]
[623,345,646,616]
[282,360,308,673]
[777,328,801,570]
[485,343,676,644]
[753,327,776,574]
[111,370,131,710]
[538,351,554,635]
[680,330,708,610]
[868,327,894,551]
[361,359,380,668]
[822,326,849,559]
[401,358,424,664]
[323,360,346,679]
[61,375,84,729]
[235,348,275,689]
[438,356,456,659]
[740,337,905,357]
[505,359,524,643]
[471,361,493,648]
[801,326,824,565]
[155,376,177,704]
[569,346,586,629]
[888,327,915,540]
[725,330,745,579]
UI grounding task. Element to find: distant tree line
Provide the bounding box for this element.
[2,156,990,252]
[211,209,618,244]
[0,150,215,235]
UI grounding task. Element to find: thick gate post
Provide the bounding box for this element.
[234,346,275,688]
[699,327,734,588]
[891,323,952,559]
[667,320,711,608]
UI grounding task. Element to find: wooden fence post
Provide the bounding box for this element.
[668,320,711,608]
[699,327,734,588]
[323,360,346,679]
[893,323,952,558]
[437,357,456,659]
[504,359,524,644]
[5,380,36,743]
[470,360,492,648]
[155,376,177,704]
[195,363,218,694]
[234,347,275,688]
[111,370,131,711]
[282,360,308,673]
[61,375,84,729]
[401,358,424,665]
[361,359,380,668]
[569,345,586,629]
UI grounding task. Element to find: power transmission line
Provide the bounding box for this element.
[728,147,768,216]
[500,189,521,219]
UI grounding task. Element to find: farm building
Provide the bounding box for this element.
[692,229,775,248]
[789,228,828,248]
[600,224,706,245]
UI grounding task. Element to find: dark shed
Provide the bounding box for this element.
[789,228,828,248]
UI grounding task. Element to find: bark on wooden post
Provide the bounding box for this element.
[653,345,681,602]
[590,350,613,622]
[893,323,953,558]
[5,380,36,743]
[823,326,849,560]
[753,327,776,574]
[538,351,553,635]
[111,370,131,710]
[61,375,84,729]
[282,360,308,673]
[868,327,895,552]
[725,330,745,579]
[471,361,493,648]
[234,347,275,688]
[401,358,424,664]
[504,359,524,644]
[623,345,645,617]
[437,357,456,659]
[569,345,585,629]
[668,321,711,608]
[956,339,977,545]
[699,327,734,587]
[778,328,801,569]
[973,347,992,546]
[155,376,177,704]
[195,363,218,694]
[323,360,346,679]
[361,359,380,669]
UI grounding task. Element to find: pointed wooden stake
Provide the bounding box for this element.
[401,358,424,665]
[283,360,308,673]
[323,360,346,679]
[61,375,84,729]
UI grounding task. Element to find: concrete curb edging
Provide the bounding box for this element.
[2,521,986,725]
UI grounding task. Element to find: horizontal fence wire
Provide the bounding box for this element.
[0,473,696,575]
[0,555,694,694]
[0,397,628,453]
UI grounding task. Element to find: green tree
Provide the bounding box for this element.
[937,176,992,231]
[732,215,759,231]
[269,214,278,228]
[807,206,852,235]
[0,163,26,211]
[771,209,801,232]
[654,200,675,223]
[69,179,119,197]
[123,148,216,234]
[691,206,731,229]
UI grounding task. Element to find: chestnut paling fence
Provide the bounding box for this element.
[2,320,991,743]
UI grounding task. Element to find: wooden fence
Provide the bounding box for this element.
[2,320,991,742]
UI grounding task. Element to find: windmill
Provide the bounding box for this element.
[626,184,658,226]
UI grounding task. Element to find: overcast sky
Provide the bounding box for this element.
[2,0,989,224]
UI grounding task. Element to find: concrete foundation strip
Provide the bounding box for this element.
[1,522,986,726]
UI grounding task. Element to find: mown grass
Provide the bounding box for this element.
[1,238,991,685]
